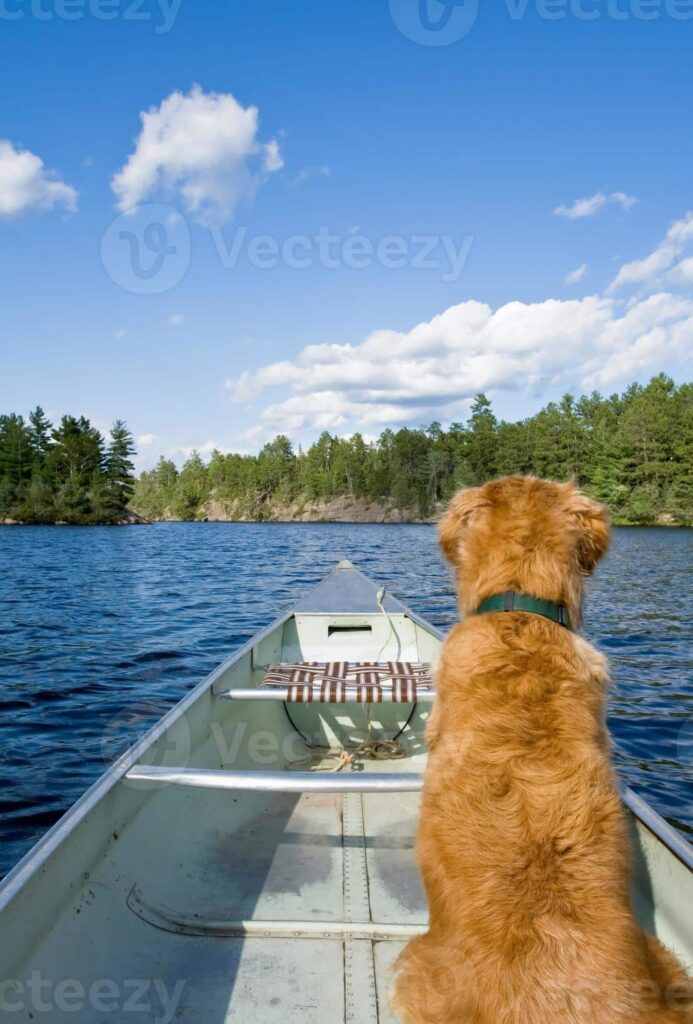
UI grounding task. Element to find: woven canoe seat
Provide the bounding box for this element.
[261,661,433,703]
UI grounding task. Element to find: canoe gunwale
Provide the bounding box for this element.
[622,785,693,871]
[0,605,295,911]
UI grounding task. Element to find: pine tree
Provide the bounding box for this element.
[27,406,52,464]
[105,420,136,514]
[0,414,32,496]
[49,416,105,485]
[466,394,499,484]
[173,451,210,518]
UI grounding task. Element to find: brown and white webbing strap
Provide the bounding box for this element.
[260,661,432,703]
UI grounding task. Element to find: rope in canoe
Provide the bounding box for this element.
[287,738,406,772]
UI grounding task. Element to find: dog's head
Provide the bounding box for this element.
[439,476,610,623]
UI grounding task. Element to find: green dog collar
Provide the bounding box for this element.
[474,591,572,630]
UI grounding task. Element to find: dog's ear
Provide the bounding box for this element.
[565,488,610,574]
[439,487,489,564]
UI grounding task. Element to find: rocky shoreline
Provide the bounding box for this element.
[2,503,684,527]
[1,510,149,526]
[164,496,435,524]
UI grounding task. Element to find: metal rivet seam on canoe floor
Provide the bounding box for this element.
[342,793,378,1023]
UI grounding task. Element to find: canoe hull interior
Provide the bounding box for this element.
[0,562,690,1022]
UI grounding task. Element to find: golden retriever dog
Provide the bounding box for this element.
[392,476,691,1024]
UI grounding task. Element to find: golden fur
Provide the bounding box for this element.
[392,476,692,1024]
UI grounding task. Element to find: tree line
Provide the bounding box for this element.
[132,375,691,526]
[0,410,136,524]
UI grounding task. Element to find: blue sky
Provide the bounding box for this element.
[1,0,692,468]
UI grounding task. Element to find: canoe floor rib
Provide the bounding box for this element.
[126,886,424,939]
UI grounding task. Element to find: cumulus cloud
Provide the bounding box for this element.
[565,263,588,285]
[609,211,693,292]
[137,433,156,447]
[291,165,331,187]
[554,191,638,219]
[112,85,282,225]
[0,140,78,218]
[222,208,693,437]
[225,289,693,435]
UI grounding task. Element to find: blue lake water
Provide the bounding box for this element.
[0,523,691,879]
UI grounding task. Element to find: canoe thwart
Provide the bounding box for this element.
[124,766,424,792]
[218,686,435,703]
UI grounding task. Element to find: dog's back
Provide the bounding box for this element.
[392,477,692,1024]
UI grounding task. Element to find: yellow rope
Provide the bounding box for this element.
[287,738,405,773]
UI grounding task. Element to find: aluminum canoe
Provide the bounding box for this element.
[0,560,690,1023]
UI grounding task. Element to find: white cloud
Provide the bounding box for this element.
[168,313,184,325]
[221,208,693,437]
[170,440,232,460]
[609,212,693,292]
[114,328,127,339]
[226,292,692,435]
[0,140,78,218]
[291,164,331,187]
[554,191,638,219]
[667,256,693,287]
[565,263,588,285]
[112,85,282,225]
[133,440,224,472]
